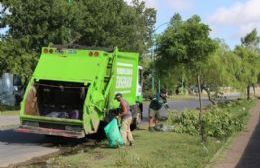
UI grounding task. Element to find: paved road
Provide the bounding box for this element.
[143,93,240,120]
[0,130,59,167]
[0,96,240,167]
[142,99,211,121]
[0,116,19,128]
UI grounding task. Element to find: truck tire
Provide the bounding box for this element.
[86,121,107,142]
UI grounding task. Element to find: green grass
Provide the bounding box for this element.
[16,99,255,168]
[0,105,20,116]
[48,129,223,168]
[166,99,256,139]
[0,110,19,116]
[44,99,256,168]
[218,99,255,122]
[205,99,257,168]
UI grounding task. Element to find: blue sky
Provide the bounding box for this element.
[140,0,260,49]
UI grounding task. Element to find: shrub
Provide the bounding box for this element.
[168,110,200,136]
[168,100,254,139]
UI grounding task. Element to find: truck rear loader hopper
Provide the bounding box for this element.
[17,47,143,138]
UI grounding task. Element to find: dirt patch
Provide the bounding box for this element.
[7,138,98,168]
[8,151,60,168]
[93,151,104,160]
[213,99,260,168]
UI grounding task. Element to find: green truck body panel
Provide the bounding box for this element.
[19,47,142,137]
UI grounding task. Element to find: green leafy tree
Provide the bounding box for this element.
[156,14,217,95]
[0,37,37,82]
[241,28,260,50]
[234,46,258,99]
[156,14,217,142]
[200,40,241,104]
[0,0,156,82]
[0,0,84,51]
[239,29,260,98]
[139,55,153,98]
[0,0,156,54]
[74,0,156,55]
[0,0,84,82]
[156,14,216,77]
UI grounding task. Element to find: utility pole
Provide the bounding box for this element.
[151,45,155,96]
[198,74,205,143]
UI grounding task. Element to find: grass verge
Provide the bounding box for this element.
[205,99,257,168]
[0,105,19,116]
[0,110,19,116]
[47,130,223,168]
[205,132,237,168]
[167,99,256,139]
[24,99,256,168]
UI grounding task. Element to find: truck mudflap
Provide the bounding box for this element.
[16,125,85,138]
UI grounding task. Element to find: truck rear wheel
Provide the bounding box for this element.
[86,121,107,142]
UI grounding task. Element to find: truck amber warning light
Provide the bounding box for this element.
[43,48,55,54]
[43,48,48,54]
[89,51,99,57]
[94,51,99,57]
[43,48,78,55]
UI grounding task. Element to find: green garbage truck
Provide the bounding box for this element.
[17,46,143,138]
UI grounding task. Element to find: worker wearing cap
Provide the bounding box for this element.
[148,89,169,131]
[115,93,134,146]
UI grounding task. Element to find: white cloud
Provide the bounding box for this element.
[124,0,193,11]
[144,0,158,9]
[209,0,260,38]
[165,0,193,12]
[124,0,158,9]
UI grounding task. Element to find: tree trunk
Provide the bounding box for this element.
[252,84,256,96]
[206,91,217,105]
[205,89,217,105]
[197,75,206,143]
[247,85,250,100]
